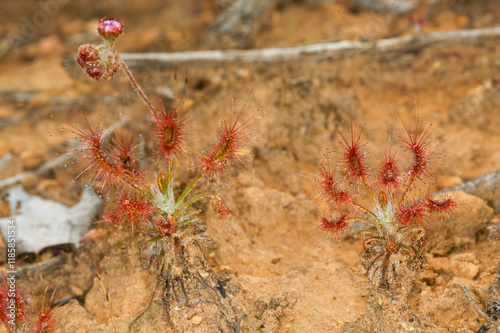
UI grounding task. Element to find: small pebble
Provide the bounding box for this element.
[20,173,39,190]
[20,150,44,170]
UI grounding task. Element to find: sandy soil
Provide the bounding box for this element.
[1,0,500,332]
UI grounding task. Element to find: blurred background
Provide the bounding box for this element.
[0,0,500,332]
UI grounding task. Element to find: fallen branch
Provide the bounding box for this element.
[121,26,500,67]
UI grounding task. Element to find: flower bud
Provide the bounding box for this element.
[378,191,388,208]
[76,44,99,65]
[76,44,105,81]
[97,18,124,39]
[157,171,169,195]
[213,196,230,219]
[86,66,105,81]
[76,44,119,81]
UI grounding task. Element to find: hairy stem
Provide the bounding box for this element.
[361,177,377,203]
[119,57,156,115]
[128,182,153,201]
[398,174,416,207]
[174,193,215,219]
[352,201,377,219]
[356,216,382,229]
[175,171,204,207]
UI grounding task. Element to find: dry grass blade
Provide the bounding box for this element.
[94,264,119,333]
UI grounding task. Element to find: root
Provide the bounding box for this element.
[132,236,240,332]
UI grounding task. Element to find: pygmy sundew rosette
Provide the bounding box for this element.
[316,111,457,249]
[67,17,258,331]
[315,109,458,332]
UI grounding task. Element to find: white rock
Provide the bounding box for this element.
[0,185,102,254]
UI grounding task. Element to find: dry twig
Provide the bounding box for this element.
[121,26,500,68]
[460,283,500,333]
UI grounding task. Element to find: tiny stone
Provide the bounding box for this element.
[198,270,210,280]
[436,175,463,189]
[20,150,44,170]
[0,141,10,156]
[184,99,195,111]
[80,228,108,242]
[428,257,449,272]
[20,173,39,190]
[434,275,445,286]
[450,260,480,280]
[38,251,54,261]
[71,285,84,296]
[236,68,250,79]
[420,270,438,285]
[36,179,59,193]
[191,316,203,325]
[0,201,10,217]
[0,105,14,120]
[28,92,52,110]
[219,265,231,272]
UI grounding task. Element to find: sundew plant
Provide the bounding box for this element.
[71,18,259,331]
[73,17,259,236]
[316,110,457,291]
[314,109,459,331]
